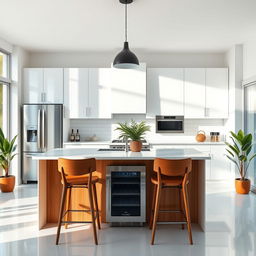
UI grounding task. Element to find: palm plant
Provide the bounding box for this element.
[225,130,256,180]
[115,120,150,141]
[0,128,18,177]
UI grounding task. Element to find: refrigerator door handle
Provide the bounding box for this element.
[37,109,42,150]
[42,108,46,150]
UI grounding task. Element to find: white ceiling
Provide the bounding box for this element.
[0,0,256,52]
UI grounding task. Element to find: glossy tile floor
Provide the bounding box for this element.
[0,182,255,256]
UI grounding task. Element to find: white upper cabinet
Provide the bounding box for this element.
[89,68,112,118]
[64,68,112,119]
[23,68,63,104]
[43,68,64,103]
[64,68,89,118]
[184,68,206,118]
[205,68,229,118]
[147,68,184,116]
[24,68,44,103]
[111,63,146,114]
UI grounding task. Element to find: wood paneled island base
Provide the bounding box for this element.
[38,159,205,231]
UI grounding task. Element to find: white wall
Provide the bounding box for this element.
[69,116,226,143]
[11,46,29,184]
[27,51,227,68]
[0,37,13,53]
[243,41,256,82]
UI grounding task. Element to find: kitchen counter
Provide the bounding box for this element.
[32,147,211,160]
[63,141,111,145]
[36,147,208,232]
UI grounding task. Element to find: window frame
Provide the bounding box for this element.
[0,48,11,137]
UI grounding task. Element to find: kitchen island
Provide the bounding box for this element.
[33,148,210,231]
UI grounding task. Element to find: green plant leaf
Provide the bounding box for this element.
[230,131,242,145]
[225,149,234,157]
[225,154,240,172]
[225,142,240,156]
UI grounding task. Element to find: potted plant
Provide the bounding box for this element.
[116,120,150,152]
[225,130,256,194]
[0,128,18,193]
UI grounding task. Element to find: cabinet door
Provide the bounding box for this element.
[205,68,229,118]
[23,68,44,103]
[88,68,112,118]
[64,68,89,118]
[210,145,231,180]
[43,68,64,103]
[147,68,184,116]
[184,68,206,118]
[111,63,146,113]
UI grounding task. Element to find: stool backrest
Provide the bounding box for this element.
[58,158,96,180]
[154,158,192,177]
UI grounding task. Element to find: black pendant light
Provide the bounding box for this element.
[113,0,139,69]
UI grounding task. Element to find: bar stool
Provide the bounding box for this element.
[56,158,101,245]
[150,158,193,245]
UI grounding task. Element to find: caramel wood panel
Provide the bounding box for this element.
[40,159,202,228]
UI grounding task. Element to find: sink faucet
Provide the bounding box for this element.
[125,136,129,152]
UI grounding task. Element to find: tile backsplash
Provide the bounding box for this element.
[68,115,227,142]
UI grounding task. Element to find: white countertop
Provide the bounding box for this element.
[32,148,211,160]
[63,141,111,145]
[63,141,225,145]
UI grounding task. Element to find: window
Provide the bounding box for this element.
[0,50,10,135]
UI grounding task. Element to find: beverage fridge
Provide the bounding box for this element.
[22,104,63,183]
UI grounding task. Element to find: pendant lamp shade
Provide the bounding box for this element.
[113,42,139,69]
[113,0,139,69]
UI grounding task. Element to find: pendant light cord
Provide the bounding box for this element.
[125,3,128,42]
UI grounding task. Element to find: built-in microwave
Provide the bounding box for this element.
[156,115,184,133]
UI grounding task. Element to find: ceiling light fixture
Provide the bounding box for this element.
[113,0,139,69]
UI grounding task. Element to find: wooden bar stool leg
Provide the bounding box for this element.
[92,183,101,230]
[179,188,184,230]
[182,185,193,245]
[65,187,72,229]
[56,185,68,245]
[149,184,157,229]
[151,184,161,245]
[88,184,98,245]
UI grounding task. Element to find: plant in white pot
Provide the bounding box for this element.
[116,120,150,152]
[225,130,256,194]
[0,128,18,192]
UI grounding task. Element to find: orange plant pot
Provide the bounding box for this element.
[0,175,15,193]
[235,178,250,194]
[130,141,142,152]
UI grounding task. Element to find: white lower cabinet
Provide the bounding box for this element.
[151,144,230,180]
[210,145,231,180]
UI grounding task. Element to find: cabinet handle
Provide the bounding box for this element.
[205,108,209,117]
[85,107,90,117]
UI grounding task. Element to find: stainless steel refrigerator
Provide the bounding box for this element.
[22,104,63,183]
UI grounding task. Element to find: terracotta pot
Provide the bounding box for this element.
[130,141,142,152]
[195,130,206,142]
[235,178,250,194]
[0,175,15,193]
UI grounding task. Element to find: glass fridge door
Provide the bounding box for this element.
[244,83,256,191]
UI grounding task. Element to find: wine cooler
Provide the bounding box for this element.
[106,166,146,225]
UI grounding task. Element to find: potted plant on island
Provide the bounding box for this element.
[116,120,151,152]
[0,128,18,193]
[225,129,256,194]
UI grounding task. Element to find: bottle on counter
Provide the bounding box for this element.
[70,129,75,142]
[210,132,220,142]
[75,129,80,142]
